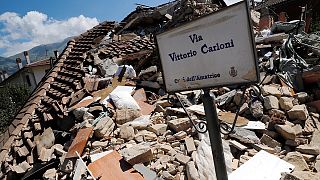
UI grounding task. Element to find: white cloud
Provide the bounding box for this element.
[224,0,242,6]
[0,11,99,57]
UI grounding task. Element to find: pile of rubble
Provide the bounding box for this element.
[1,0,320,180]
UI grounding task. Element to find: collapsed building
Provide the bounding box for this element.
[0,0,320,179]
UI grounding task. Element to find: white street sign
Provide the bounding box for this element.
[156,1,259,92]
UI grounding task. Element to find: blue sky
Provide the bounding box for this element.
[0,0,171,22]
[0,0,240,57]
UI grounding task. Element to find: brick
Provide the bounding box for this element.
[120,143,153,165]
[175,153,191,165]
[185,137,196,154]
[167,118,192,132]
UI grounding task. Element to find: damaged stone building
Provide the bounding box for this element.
[0,0,320,179]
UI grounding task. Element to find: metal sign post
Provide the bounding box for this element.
[202,89,228,180]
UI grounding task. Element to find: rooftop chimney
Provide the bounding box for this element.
[23,51,30,65]
[3,71,8,79]
[54,50,59,59]
[49,57,54,68]
[0,71,3,83]
[16,58,23,69]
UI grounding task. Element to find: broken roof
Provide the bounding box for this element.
[24,59,51,68]
[0,21,117,156]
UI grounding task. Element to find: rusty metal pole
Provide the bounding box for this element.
[202,89,228,180]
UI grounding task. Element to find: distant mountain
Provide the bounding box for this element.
[0,37,71,75]
[8,37,71,64]
[0,56,16,74]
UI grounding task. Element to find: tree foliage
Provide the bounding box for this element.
[0,84,30,133]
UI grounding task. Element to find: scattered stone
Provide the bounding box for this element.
[296,144,320,155]
[35,127,55,151]
[19,161,31,173]
[279,97,294,111]
[167,163,177,175]
[38,147,54,162]
[250,101,264,118]
[174,131,187,140]
[303,118,316,134]
[43,168,57,180]
[264,95,279,110]
[233,90,246,106]
[215,90,236,106]
[167,118,192,132]
[315,155,320,172]
[162,171,174,180]
[52,144,66,156]
[229,127,260,144]
[166,135,176,142]
[239,103,249,114]
[239,154,251,165]
[12,161,31,174]
[283,152,309,171]
[247,149,258,156]
[287,105,309,121]
[269,109,286,116]
[16,146,29,157]
[285,139,300,147]
[91,141,109,149]
[301,154,315,162]
[185,137,196,154]
[186,161,199,180]
[310,130,320,146]
[261,85,282,98]
[160,144,173,153]
[281,86,293,97]
[260,134,281,148]
[149,124,167,136]
[274,124,297,140]
[94,116,115,138]
[120,143,153,165]
[229,140,248,151]
[119,125,135,141]
[135,130,157,142]
[24,131,34,139]
[219,111,249,126]
[175,153,191,165]
[231,159,239,170]
[291,171,320,180]
[115,108,142,125]
[123,115,152,130]
[252,144,277,154]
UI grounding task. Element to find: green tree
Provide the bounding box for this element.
[0,84,30,133]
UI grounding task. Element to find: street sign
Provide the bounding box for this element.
[156,1,259,92]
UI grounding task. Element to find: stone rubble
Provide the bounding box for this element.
[1,0,320,179]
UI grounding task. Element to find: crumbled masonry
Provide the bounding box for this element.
[1,0,320,179]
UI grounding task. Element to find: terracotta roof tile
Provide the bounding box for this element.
[25,59,51,68]
[10,124,23,136]
[0,150,8,162]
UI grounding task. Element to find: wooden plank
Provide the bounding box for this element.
[65,127,93,159]
[88,151,143,180]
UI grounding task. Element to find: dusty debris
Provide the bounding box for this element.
[1,0,320,179]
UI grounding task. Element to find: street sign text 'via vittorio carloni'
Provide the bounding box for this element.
[156,1,259,93]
